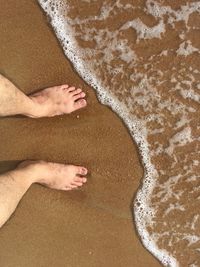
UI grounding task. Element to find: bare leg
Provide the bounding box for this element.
[0,160,88,228]
[0,74,36,117]
[0,74,87,118]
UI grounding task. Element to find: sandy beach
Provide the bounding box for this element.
[0,0,162,266]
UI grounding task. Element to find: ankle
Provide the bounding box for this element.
[16,160,49,184]
[22,97,43,118]
[7,168,36,189]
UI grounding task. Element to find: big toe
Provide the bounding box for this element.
[77,166,88,176]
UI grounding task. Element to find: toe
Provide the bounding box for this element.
[74,99,87,110]
[75,177,87,183]
[82,177,87,183]
[75,177,83,183]
[63,186,72,191]
[71,88,82,96]
[73,92,85,101]
[77,167,88,176]
[69,184,78,189]
[60,84,69,90]
[67,86,76,92]
[71,181,83,187]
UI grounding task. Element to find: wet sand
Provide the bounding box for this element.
[0,1,161,266]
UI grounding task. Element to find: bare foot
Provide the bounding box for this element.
[17,160,88,191]
[28,84,87,118]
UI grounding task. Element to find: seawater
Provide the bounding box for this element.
[38,1,200,266]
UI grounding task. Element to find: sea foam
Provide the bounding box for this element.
[38,1,200,266]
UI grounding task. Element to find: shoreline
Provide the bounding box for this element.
[0,1,161,266]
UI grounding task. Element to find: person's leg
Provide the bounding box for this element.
[0,75,88,228]
[0,160,88,228]
[0,74,87,118]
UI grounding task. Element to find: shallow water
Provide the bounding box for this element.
[38,1,200,266]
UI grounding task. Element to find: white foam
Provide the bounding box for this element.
[183,235,200,246]
[121,18,165,41]
[37,2,175,264]
[176,41,199,57]
[160,50,168,56]
[164,203,185,216]
[37,1,200,266]
[155,174,182,202]
[191,215,199,230]
[166,127,193,156]
[146,0,200,28]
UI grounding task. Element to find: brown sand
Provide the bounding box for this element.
[0,1,161,266]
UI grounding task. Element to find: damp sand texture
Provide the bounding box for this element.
[38,1,200,266]
[0,1,162,267]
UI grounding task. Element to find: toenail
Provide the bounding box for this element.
[82,168,87,174]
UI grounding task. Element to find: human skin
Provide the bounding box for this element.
[0,74,88,228]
